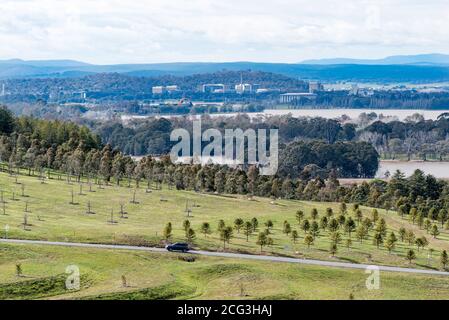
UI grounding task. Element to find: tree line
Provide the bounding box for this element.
[97,114,358,155]
[292,90,449,110]
[359,117,449,161]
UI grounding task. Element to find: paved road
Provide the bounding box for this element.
[2,238,449,276]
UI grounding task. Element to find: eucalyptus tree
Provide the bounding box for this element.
[328,218,339,232]
[257,232,268,252]
[310,208,319,220]
[234,218,244,233]
[243,221,253,241]
[220,226,233,249]
[295,210,304,225]
[310,221,320,239]
[385,232,397,253]
[406,249,416,264]
[251,217,259,232]
[441,250,448,270]
[201,222,212,238]
[430,224,440,239]
[283,222,292,236]
[344,217,356,238]
[301,219,310,234]
[304,235,314,249]
[291,230,299,243]
[186,228,196,244]
[163,222,173,240]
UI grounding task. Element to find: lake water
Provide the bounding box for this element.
[260,109,449,121]
[122,108,449,122]
[377,161,449,178]
[132,154,449,179]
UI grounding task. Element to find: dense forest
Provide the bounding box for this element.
[359,117,449,160]
[96,112,449,161]
[97,115,357,155]
[279,140,379,179]
[291,90,449,110]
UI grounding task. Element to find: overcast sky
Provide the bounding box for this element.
[0,0,448,64]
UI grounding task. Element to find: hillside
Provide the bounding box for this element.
[2,59,449,83]
[3,243,449,300]
[0,169,447,271]
[0,71,308,98]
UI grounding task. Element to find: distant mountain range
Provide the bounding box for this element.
[299,53,449,66]
[0,59,91,67]
[1,54,449,83]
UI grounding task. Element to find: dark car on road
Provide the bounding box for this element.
[165,242,190,252]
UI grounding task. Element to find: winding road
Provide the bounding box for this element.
[2,238,449,276]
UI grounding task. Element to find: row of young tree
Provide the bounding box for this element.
[162,205,449,269]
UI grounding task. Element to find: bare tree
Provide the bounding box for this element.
[130,189,139,204]
[78,183,85,196]
[86,201,95,214]
[119,202,128,219]
[69,189,77,205]
[108,208,117,224]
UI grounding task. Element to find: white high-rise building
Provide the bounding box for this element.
[152,86,166,94]
[235,83,252,94]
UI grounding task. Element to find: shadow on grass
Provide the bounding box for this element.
[80,282,195,300]
[337,256,360,264]
[0,274,92,300]
[415,263,439,271]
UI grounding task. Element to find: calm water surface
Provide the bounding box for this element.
[377,161,449,178]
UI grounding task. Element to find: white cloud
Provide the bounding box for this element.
[0,0,448,63]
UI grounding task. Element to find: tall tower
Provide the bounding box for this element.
[0,83,5,96]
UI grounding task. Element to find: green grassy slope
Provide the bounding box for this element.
[1,243,449,300]
[0,171,448,271]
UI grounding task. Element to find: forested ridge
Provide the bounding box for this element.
[98,115,357,155]
[3,70,449,109]
[0,71,308,101]
[98,111,449,162]
[305,90,449,109]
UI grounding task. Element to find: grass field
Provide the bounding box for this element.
[0,171,448,272]
[2,243,449,300]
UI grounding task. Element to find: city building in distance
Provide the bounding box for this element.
[152,85,179,95]
[279,92,317,104]
[201,84,230,93]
